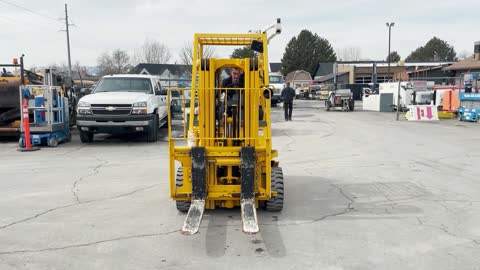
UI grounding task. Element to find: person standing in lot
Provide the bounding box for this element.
[281,82,296,121]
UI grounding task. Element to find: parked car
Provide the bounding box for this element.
[76,74,168,142]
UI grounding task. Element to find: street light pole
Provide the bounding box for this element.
[386,22,395,81]
[65,4,72,78]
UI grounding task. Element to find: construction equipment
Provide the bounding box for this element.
[325,89,354,111]
[1,56,77,136]
[0,56,42,135]
[19,69,71,147]
[168,19,283,235]
[458,93,480,122]
[457,73,480,122]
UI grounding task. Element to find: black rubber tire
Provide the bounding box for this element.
[265,167,284,212]
[79,130,94,143]
[65,132,72,142]
[147,114,159,142]
[349,100,355,111]
[175,167,191,212]
[48,137,58,147]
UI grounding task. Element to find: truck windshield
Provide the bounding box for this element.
[94,78,152,93]
[269,75,283,83]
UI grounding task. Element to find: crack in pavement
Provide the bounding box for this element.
[0,185,158,230]
[62,145,87,156]
[260,184,356,227]
[416,217,480,246]
[0,230,178,255]
[280,130,296,152]
[71,157,108,203]
[0,184,356,255]
[0,209,359,256]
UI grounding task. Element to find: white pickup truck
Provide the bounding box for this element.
[76,74,168,142]
[269,72,285,107]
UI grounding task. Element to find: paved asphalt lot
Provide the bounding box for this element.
[0,100,479,270]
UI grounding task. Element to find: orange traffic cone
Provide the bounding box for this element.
[18,98,40,152]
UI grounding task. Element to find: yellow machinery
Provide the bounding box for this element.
[168,19,283,235]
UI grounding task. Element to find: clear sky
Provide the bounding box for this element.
[1,0,478,68]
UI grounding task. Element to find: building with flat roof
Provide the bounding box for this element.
[314,61,454,84]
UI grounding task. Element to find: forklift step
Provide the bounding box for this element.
[181,199,205,235]
[241,198,259,234]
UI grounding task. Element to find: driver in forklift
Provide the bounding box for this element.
[217,67,245,121]
[221,67,244,88]
[217,67,264,121]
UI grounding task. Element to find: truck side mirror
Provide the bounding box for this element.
[80,88,92,95]
[156,89,168,95]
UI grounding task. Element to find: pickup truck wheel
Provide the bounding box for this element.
[79,131,94,143]
[147,114,159,142]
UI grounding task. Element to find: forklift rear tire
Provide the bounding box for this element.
[175,167,191,212]
[80,131,94,143]
[265,167,284,212]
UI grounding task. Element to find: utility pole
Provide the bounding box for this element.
[64,3,72,77]
[386,22,395,81]
[396,79,402,121]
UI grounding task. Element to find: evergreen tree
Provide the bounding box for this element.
[281,30,336,76]
[405,37,457,62]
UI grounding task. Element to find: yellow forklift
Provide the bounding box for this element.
[168,19,283,235]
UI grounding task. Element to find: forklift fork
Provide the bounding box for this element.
[240,146,259,234]
[181,147,206,235]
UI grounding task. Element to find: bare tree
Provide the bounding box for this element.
[73,61,89,77]
[48,62,69,74]
[97,50,131,75]
[337,47,362,61]
[133,38,172,65]
[179,41,216,65]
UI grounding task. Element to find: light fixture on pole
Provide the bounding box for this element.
[386,22,395,81]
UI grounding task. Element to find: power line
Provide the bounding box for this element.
[0,0,62,24]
